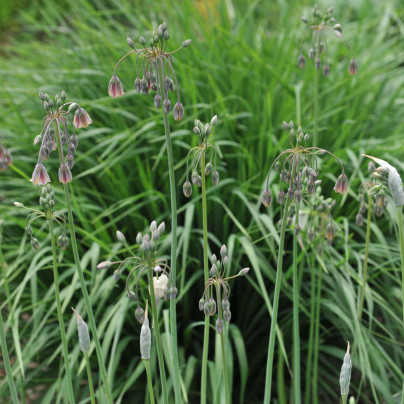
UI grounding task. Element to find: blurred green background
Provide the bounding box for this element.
[0,0,403,402]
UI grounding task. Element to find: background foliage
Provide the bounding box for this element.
[0,0,403,402]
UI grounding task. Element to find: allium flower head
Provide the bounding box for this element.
[109,22,191,119]
[299,5,357,76]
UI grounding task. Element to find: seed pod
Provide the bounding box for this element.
[339,342,352,397]
[140,303,151,360]
[72,308,91,354]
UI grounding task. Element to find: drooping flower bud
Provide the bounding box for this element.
[135,306,145,324]
[298,53,306,69]
[183,181,192,197]
[262,189,272,207]
[73,107,93,129]
[348,59,358,76]
[163,98,171,114]
[108,74,124,98]
[173,102,184,121]
[334,173,348,194]
[31,163,51,186]
[325,222,336,241]
[97,261,112,269]
[211,171,219,186]
[216,318,224,334]
[154,94,162,108]
[58,164,72,184]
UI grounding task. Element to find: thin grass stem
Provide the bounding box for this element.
[313,35,321,148]
[144,360,156,404]
[84,353,96,404]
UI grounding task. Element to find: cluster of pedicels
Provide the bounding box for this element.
[0,141,12,171]
[108,22,191,121]
[199,244,249,334]
[262,120,348,244]
[182,115,219,197]
[31,91,92,186]
[298,4,358,76]
[14,184,69,250]
[97,221,177,324]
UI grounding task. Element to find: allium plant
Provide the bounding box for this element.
[98,221,175,404]
[108,24,191,400]
[31,91,113,402]
[198,244,249,404]
[14,185,74,402]
[182,115,220,404]
[0,142,12,171]
[262,120,347,404]
[298,5,357,147]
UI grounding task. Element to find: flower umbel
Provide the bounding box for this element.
[299,5,358,76]
[32,91,92,185]
[109,22,191,120]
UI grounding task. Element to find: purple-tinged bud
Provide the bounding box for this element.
[183,181,192,197]
[205,162,213,176]
[288,186,295,200]
[39,91,46,101]
[238,267,250,276]
[163,98,171,114]
[134,78,141,93]
[108,74,124,98]
[97,261,112,269]
[140,78,149,94]
[169,286,178,299]
[223,309,231,323]
[295,189,302,203]
[116,230,126,243]
[139,36,146,46]
[301,16,308,23]
[113,269,120,281]
[58,164,72,184]
[298,53,306,69]
[307,229,315,242]
[334,173,348,195]
[173,102,184,121]
[127,37,135,48]
[154,94,162,108]
[323,64,330,77]
[135,307,145,324]
[193,126,200,135]
[210,115,218,126]
[191,170,198,185]
[197,175,202,187]
[315,58,321,70]
[31,237,40,250]
[278,190,285,204]
[375,193,385,207]
[164,30,170,40]
[355,212,364,226]
[211,171,219,186]
[262,189,272,207]
[65,154,74,170]
[325,222,336,241]
[216,318,224,334]
[368,161,376,173]
[282,121,289,130]
[154,265,163,274]
[348,59,358,76]
[73,107,92,129]
[34,135,42,145]
[31,163,51,186]
[374,205,383,217]
[309,48,315,59]
[136,232,143,244]
[182,39,192,48]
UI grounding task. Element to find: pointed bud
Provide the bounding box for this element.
[31,238,40,250]
[238,267,250,276]
[220,244,227,258]
[73,107,93,129]
[97,261,112,269]
[183,181,192,197]
[14,202,25,208]
[262,189,272,207]
[108,74,124,98]
[348,59,358,76]
[158,222,165,235]
[334,173,348,195]
[355,212,364,226]
[163,98,171,114]
[127,37,135,48]
[173,102,184,121]
[139,36,145,46]
[216,318,224,334]
[116,230,126,243]
[182,39,192,48]
[211,170,219,186]
[210,115,218,126]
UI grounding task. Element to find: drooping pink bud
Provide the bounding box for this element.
[108,74,124,98]
[58,163,72,184]
[73,107,93,129]
[31,163,51,186]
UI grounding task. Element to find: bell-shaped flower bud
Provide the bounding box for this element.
[173,102,184,121]
[216,318,224,334]
[31,163,51,186]
[127,291,136,301]
[158,222,165,235]
[355,212,364,226]
[134,77,141,93]
[348,59,358,76]
[135,306,145,324]
[154,94,162,108]
[262,189,272,207]
[73,107,93,129]
[334,172,348,195]
[183,181,192,197]
[205,161,213,176]
[58,164,72,184]
[211,170,219,186]
[298,53,306,69]
[199,298,205,311]
[163,98,171,114]
[31,237,40,250]
[325,222,336,241]
[108,74,124,98]
[223,309,231,323]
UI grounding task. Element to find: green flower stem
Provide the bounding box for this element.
[397,207,404,404]
[48,219,75,403]
[313,34,321,148]
[0,308,19,404]
[146,258,169,404]
[342,395,347,404]
[143,359,156,404]
[304,253,316,403]
[53,121,113,403]
[264,198,292,404]
[156,58,181,404]
[200,148,210,404]
[292,199,301,404]
[312,249,323,404]
[84,353,96,404]
[358,196,372,321]
[0,228,11,304]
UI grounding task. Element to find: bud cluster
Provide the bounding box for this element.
[199,244,249,333]
[97,221,177,325]
[14,184,69,251]
[0,142,12,171]
[299,5,358,76]
[108,22,191,121]
[262,120,347,244]
[32,91,92,186]
[183,115,219,198]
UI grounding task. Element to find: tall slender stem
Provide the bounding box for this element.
[312,252,323,404]
[292,199,301,404]
[156,59,181,403]
[84,353,96,404]
[304,253,316,403]
[0,227,11,304]
[144,359,156,404]
[200,148,210,404]
[53,122,113,403]
[48,219,75,403]
[146,259,169,404]
[264,198,292,404]
[358,196,372,321]
[313,35,321,148]
[0,308,19,404]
